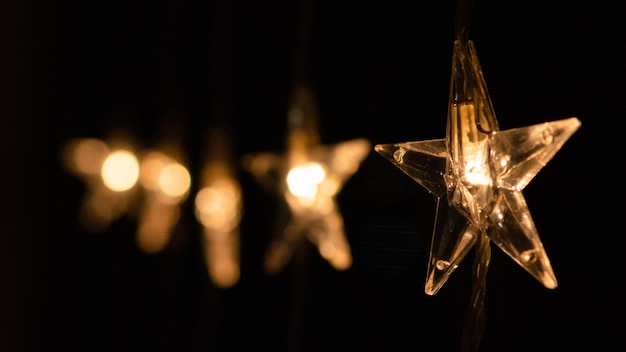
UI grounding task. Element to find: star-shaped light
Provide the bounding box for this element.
[375,39,581,295]
[62,137,192,254]
[243,83,371,274]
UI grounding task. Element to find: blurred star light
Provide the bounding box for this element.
[62,138,191,254]
[62,138,139,233]
[136,149,191,254]
[243,83,370,274]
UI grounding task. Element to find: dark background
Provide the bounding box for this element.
[1,1,621,351]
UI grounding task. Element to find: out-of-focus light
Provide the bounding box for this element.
[101,150,139,192]
[244,134,370,273]
[195,179,241,231]
[203,234,240,288]
[136,221,170,254]
[286,162,326,199]
[159,163,191,199]
[321,241,351,270]
[211,260,240,288]
[139,151,169,191]
[136,201,179,254]
[70,138,109,175]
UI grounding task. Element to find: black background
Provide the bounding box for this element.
[1,1,621,351]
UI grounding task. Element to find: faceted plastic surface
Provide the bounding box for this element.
[375,40,580,295]
[243,83,371,274]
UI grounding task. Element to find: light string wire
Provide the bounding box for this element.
[286,1,315,351]
[453,0,491,351]
[461,229,490,352]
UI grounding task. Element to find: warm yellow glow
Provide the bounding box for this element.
[329,250,352,270]
[101,150,139,192]
[195,179,241,231]
[318,236,352,270]
[136,221,170,254]
[330,138,371,175]
[70,138,109,175]
[463,160,491,186]
[135,199,179,254]
[159,163,191,198]
[139,151,169,191]
[319,176,340,196]
[453,103,491,186]
[211,260,240,288]
[204,234,240,288]
[286,162,326,198]
[319,241,337,259]
[311,213,352,270]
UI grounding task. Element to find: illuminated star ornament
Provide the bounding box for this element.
[62,136,192,254]
[377,37,580,295]
[243,83,370,274]
[375,1,580,348]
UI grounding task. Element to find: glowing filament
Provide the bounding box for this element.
[463,160,491,186]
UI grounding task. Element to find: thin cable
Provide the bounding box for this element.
[455,0,474,43]
[455,1,491,350]
[461,231,490,352]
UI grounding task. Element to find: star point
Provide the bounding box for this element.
[243,83,371,274]
[376,39,580,294]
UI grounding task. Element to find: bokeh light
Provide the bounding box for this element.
[159,163,191,199]
[101,150,140,192]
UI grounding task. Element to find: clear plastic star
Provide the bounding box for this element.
[243,83,371,274]
[375,39,581,295]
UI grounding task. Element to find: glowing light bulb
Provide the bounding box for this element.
[286,162,326,198]
[101,150,139,192]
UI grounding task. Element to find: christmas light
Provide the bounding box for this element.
[243,83,370,274]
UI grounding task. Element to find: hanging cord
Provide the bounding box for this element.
[454,0,495,136]
[461,231,490,352]
[291,0,315,84]
[454,0,491,351]
[454,0,474,43]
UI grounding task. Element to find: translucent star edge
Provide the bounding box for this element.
[375,39,580,295]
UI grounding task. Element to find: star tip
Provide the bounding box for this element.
[424,283,441,296]
[540,273,558,289]
[573,117,582,128]
[374,143,393,154]
[564,116,581,125]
